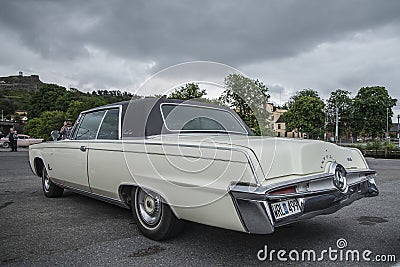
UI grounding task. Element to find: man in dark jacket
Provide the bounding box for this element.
[9,128,18,152]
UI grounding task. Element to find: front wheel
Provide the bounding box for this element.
[131,187,184,240]
[42,167,64,198]
[2,142,9,148]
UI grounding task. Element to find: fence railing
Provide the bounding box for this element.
[362,150,400,159]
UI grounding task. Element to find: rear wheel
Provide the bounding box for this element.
[2,142,9,148]
[131,187,184,240]
[42,167,64,198]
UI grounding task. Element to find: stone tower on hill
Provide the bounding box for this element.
[0,71,43,91]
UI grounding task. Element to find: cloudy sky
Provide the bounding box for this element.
[1,0,399,120]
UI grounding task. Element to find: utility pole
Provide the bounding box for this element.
[398,114,400,148]
[335,107,339,143]
[324,111,328,141]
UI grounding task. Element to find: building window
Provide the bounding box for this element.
[277,123,281,130]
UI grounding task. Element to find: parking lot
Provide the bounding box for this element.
[0,148,399,266]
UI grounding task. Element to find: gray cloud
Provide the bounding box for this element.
[1,0,399,118]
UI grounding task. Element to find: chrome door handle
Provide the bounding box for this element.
[80,146,87,152]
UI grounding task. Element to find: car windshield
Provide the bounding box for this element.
[160,103,248,134]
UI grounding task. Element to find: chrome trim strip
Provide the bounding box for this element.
[29,142,261,178]
[52,180,129,209]
[229,176,378,234]
[263,168,376,193]
[39,139,263,186]
[101,140,263,186]
[144,132,248,139]
[264,168,376,200]
[82,104,122,114]
[138,142,263,185]
[70,113,84,140]
[228,192,249,232]
[118,105,122,140]
[95,110,108,139]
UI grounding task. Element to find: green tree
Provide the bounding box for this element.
[28,84,68,118]
[284,90,325,139]
[28,84,133,121]
[287,89,319,108]
[0,98,15,116]
[352,86,397,138]
[24,110,66,140]
[55,88,85,112]
[91,89,137,103]
[169,83,207,100]
[326,89,354,138]
[65,97,108,121]
[0,88,32,115]
[219,73,272,135]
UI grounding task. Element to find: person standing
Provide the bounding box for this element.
[13,131,18,151]
[9,128,18,152]
[60,119,73,140]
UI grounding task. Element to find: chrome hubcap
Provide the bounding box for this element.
[333,164,348,193]
[137,189,162,226]
[43,172,50,191]
[144,195,156,214]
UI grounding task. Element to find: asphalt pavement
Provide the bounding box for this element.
[0,147,399,266]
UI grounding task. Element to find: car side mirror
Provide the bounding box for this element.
[51,130,59,141]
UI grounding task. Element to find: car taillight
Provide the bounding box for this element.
[269,186,296,195]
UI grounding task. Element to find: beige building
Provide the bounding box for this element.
[266,103,305,138]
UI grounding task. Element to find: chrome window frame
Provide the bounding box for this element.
[95,110,108,139]
[72,105,122,140]
[96,108,121,140]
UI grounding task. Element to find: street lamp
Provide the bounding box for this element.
[335,107,339,143]
[386,108,389,141]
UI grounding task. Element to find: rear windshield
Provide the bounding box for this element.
[160,103,247,134]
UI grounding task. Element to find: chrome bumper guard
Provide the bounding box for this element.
[229,169,378,234]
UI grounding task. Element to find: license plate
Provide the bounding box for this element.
[271,199,301,220]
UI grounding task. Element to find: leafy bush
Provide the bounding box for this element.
[24,111,65,141]
[365,140,382,151]
[385,142,399,151]
[349,144,364,151]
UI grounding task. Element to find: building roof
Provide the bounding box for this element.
[276,115,284,123]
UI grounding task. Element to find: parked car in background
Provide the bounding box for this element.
[29,98,379,240]
[1,134,44,148]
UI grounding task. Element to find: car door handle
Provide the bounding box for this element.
[80,146,87,152]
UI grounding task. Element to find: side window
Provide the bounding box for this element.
[97,109,120,140]
[75,111,106,140]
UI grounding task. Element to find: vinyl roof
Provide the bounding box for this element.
[90,98,253,137]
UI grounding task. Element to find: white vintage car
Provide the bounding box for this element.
[1,134,43,148]
[29,98,379,240]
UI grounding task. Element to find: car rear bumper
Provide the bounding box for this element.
[228,170,378,234]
